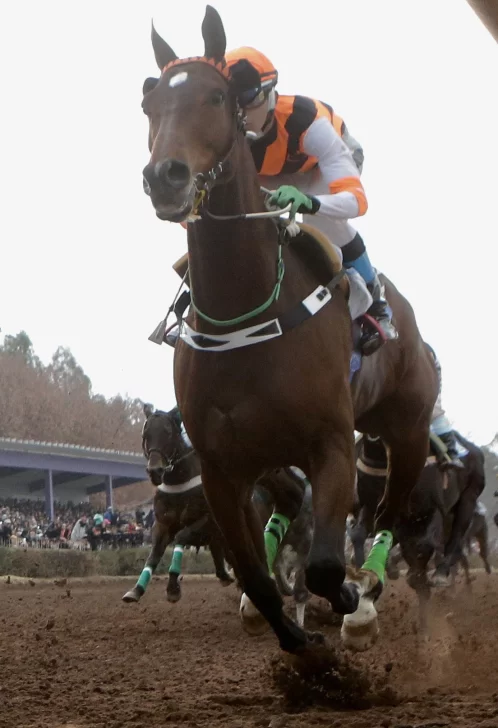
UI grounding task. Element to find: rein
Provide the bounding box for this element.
[149,57,346,346]
[142,417,195,473]
[188,131,295,328]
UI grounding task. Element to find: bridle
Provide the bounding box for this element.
[156,55,291,225]
[141,414,194,473]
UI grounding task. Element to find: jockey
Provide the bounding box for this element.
[426,344,464,469]
[224,46,398,353]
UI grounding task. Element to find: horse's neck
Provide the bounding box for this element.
[163,437,200,485]
[187,141,278,328]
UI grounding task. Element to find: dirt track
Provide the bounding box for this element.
[0,572,497,728]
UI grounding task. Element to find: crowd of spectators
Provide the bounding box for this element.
[0,498,154,550]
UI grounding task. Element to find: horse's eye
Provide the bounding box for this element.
[210,90,226,107]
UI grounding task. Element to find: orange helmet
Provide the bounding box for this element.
[225,46,278,108]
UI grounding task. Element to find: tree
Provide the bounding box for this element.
[0,330,144,451]
[48,346,92,397]
[0,330,41,369]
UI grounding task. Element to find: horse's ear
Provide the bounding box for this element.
[143,77,159,95]
[201,5,226,62]
[168,405,183,430]
[143,403,154,418]
[228,59,261,99]
[151,21,178,70]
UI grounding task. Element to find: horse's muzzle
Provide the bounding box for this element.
[142,159,194,222]
[146,451,166,486]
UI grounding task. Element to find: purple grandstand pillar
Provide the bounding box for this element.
[105,475,113,510]
[44,470,54,521]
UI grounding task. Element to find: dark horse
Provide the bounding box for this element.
[349,432,486,627]
[123,404,233,603]
[141,6,438,653]
[123,404,306,610]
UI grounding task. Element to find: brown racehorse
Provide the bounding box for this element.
[140,5,438,653]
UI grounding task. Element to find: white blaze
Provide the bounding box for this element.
[169,71,188,88]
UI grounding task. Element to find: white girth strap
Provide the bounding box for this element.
[356,454,438,478]
[157,475,202,494]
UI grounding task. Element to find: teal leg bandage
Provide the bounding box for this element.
[168,545,184,575]
[264,512,290,573]
[137,565,153,591]
[362,530,393,583]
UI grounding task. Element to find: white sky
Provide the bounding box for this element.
[0,1,496,446]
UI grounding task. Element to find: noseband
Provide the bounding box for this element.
[141,414,193,473]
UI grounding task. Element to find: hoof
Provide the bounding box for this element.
[239,593,270,636]
[341,596,379,652]
[430,571,451,588]
[166,588,181,603]
[218,575,235,587]
[386,566,400,581]
[306,630,326,646]
[122,588,141,603]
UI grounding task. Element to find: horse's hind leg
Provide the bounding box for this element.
[201,461,313,653]
[122,521,170,603]
[477,523,492,574]
[375,435,429,535]
[459,550,472,586]
[293,561,309,628]
[209,528,234,586]
[342,433,430,650]
[349,506,369,569]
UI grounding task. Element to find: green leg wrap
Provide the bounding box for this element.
[264,512,290,573]
[362,530,393,583]
[168,545,184,575]
[137,565,154,591]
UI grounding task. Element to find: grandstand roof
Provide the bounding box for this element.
[0,437,146,502]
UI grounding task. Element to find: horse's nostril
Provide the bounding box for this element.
[162,159,190,190]
[147,468,163,486]
[142,159,190,194]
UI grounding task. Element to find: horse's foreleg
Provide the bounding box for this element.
[166,516,209,602]
[305,434,360,613]
[201,461,314,653]
[122,521,170,603]
[239,495,282,635]
[259,469,304,574]
[433,493,478,584]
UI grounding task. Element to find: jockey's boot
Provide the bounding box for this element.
[438,430,465,470]
[361,273,398,356]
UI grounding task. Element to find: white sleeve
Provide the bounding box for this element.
[302,116,367,220]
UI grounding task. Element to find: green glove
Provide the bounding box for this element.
[268,185,320,217]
